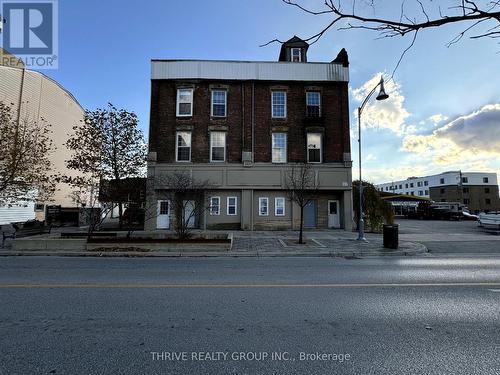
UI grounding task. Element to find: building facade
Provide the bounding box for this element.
[376,171,500,213]
[145,38,353,231]
[0,55,86,224]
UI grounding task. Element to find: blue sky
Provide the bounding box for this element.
[44,0,499,184]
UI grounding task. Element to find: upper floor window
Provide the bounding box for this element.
[176,88,193,117]
[176,132,191,162]
[410,183,414,188]
[306,92,321,117]
[272,91,287,118]
[211,90,227,117]
[210,132,226,162]
[417,181,422,187]
[483,177,489,183]
[291,48,302,62]
[272,133,287,163]
[424,181,428,186]
[440,178,445,184]
[462,177,468,183]
[485,187,490,194]
[307,133,322,163]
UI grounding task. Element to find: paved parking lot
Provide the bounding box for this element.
[396,219,500,254]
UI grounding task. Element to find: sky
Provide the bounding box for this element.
[39,0,500,184]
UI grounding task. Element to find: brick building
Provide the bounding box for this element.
[145,37,353,231]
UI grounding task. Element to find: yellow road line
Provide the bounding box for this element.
[1,282,500,289]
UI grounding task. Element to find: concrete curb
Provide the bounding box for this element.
[0,241,428,258]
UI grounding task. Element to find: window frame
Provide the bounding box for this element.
[307,133,322,163]
[275,197,285,216]
[259,197,269,216]
[210,131,226,163]
[175,131,191,162]
[291,48,302,62]
[210,197,220,216]
[176,88,194,117]
[272,133,287,163]
[306,91,321,117]
[159,200,170,215]
[211,89,227,117]
[271,91,287,119]
[227,196,238,216]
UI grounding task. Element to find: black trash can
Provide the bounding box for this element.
[383,224,399,249]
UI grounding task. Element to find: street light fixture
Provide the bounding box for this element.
[357,76,389,241]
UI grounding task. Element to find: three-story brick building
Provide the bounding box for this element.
[145,37,353,231]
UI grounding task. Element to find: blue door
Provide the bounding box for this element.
[304,200,316,228]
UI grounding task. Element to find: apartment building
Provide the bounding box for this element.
[0,52,85,225]
[376,171,500,213]
[145,37,353,231]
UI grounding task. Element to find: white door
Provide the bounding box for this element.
[156,200,170,229]
[328,200,340,228]
[184,200,195,228]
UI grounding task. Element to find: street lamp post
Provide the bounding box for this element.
[357,76,389,241]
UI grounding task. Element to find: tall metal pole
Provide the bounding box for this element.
[355,76,388,242]
[357,107,366,241]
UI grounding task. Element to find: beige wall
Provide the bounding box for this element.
[0,65,86,211]
[253,191,292,230]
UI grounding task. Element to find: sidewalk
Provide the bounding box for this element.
[0,230,427,258]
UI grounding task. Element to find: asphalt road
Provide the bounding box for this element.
[1,257,500,375]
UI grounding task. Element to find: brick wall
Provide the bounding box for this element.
[149,80,350,164]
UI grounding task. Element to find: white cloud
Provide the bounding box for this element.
[428,114,449,125]
[365,153,377,161]
[402,104,500,168]
[363,165,428,184]
[351,74,410,135]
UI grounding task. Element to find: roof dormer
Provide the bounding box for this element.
[278,36,309,62]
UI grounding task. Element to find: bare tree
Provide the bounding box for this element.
[265,0,500,74]
[160,171,212,240]
[285,163,319,244]
[65,103,147,229]
[0,101,56,204]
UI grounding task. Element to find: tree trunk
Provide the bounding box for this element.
[118,202,123,229]
[299,206,304,244]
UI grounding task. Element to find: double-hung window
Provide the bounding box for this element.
[275,197,285,216]
[272,91,286,118]
[306,92,321,117]
[176,132,191,162]
[272,133,287,163]
[227,197,237,216]
[211,90,227,117]
[259,198,269,216]
[291,48,301,62]
[307,133,322,163]
[176,88,193,117]
[210,197,220,216]
[210,132,226,162]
